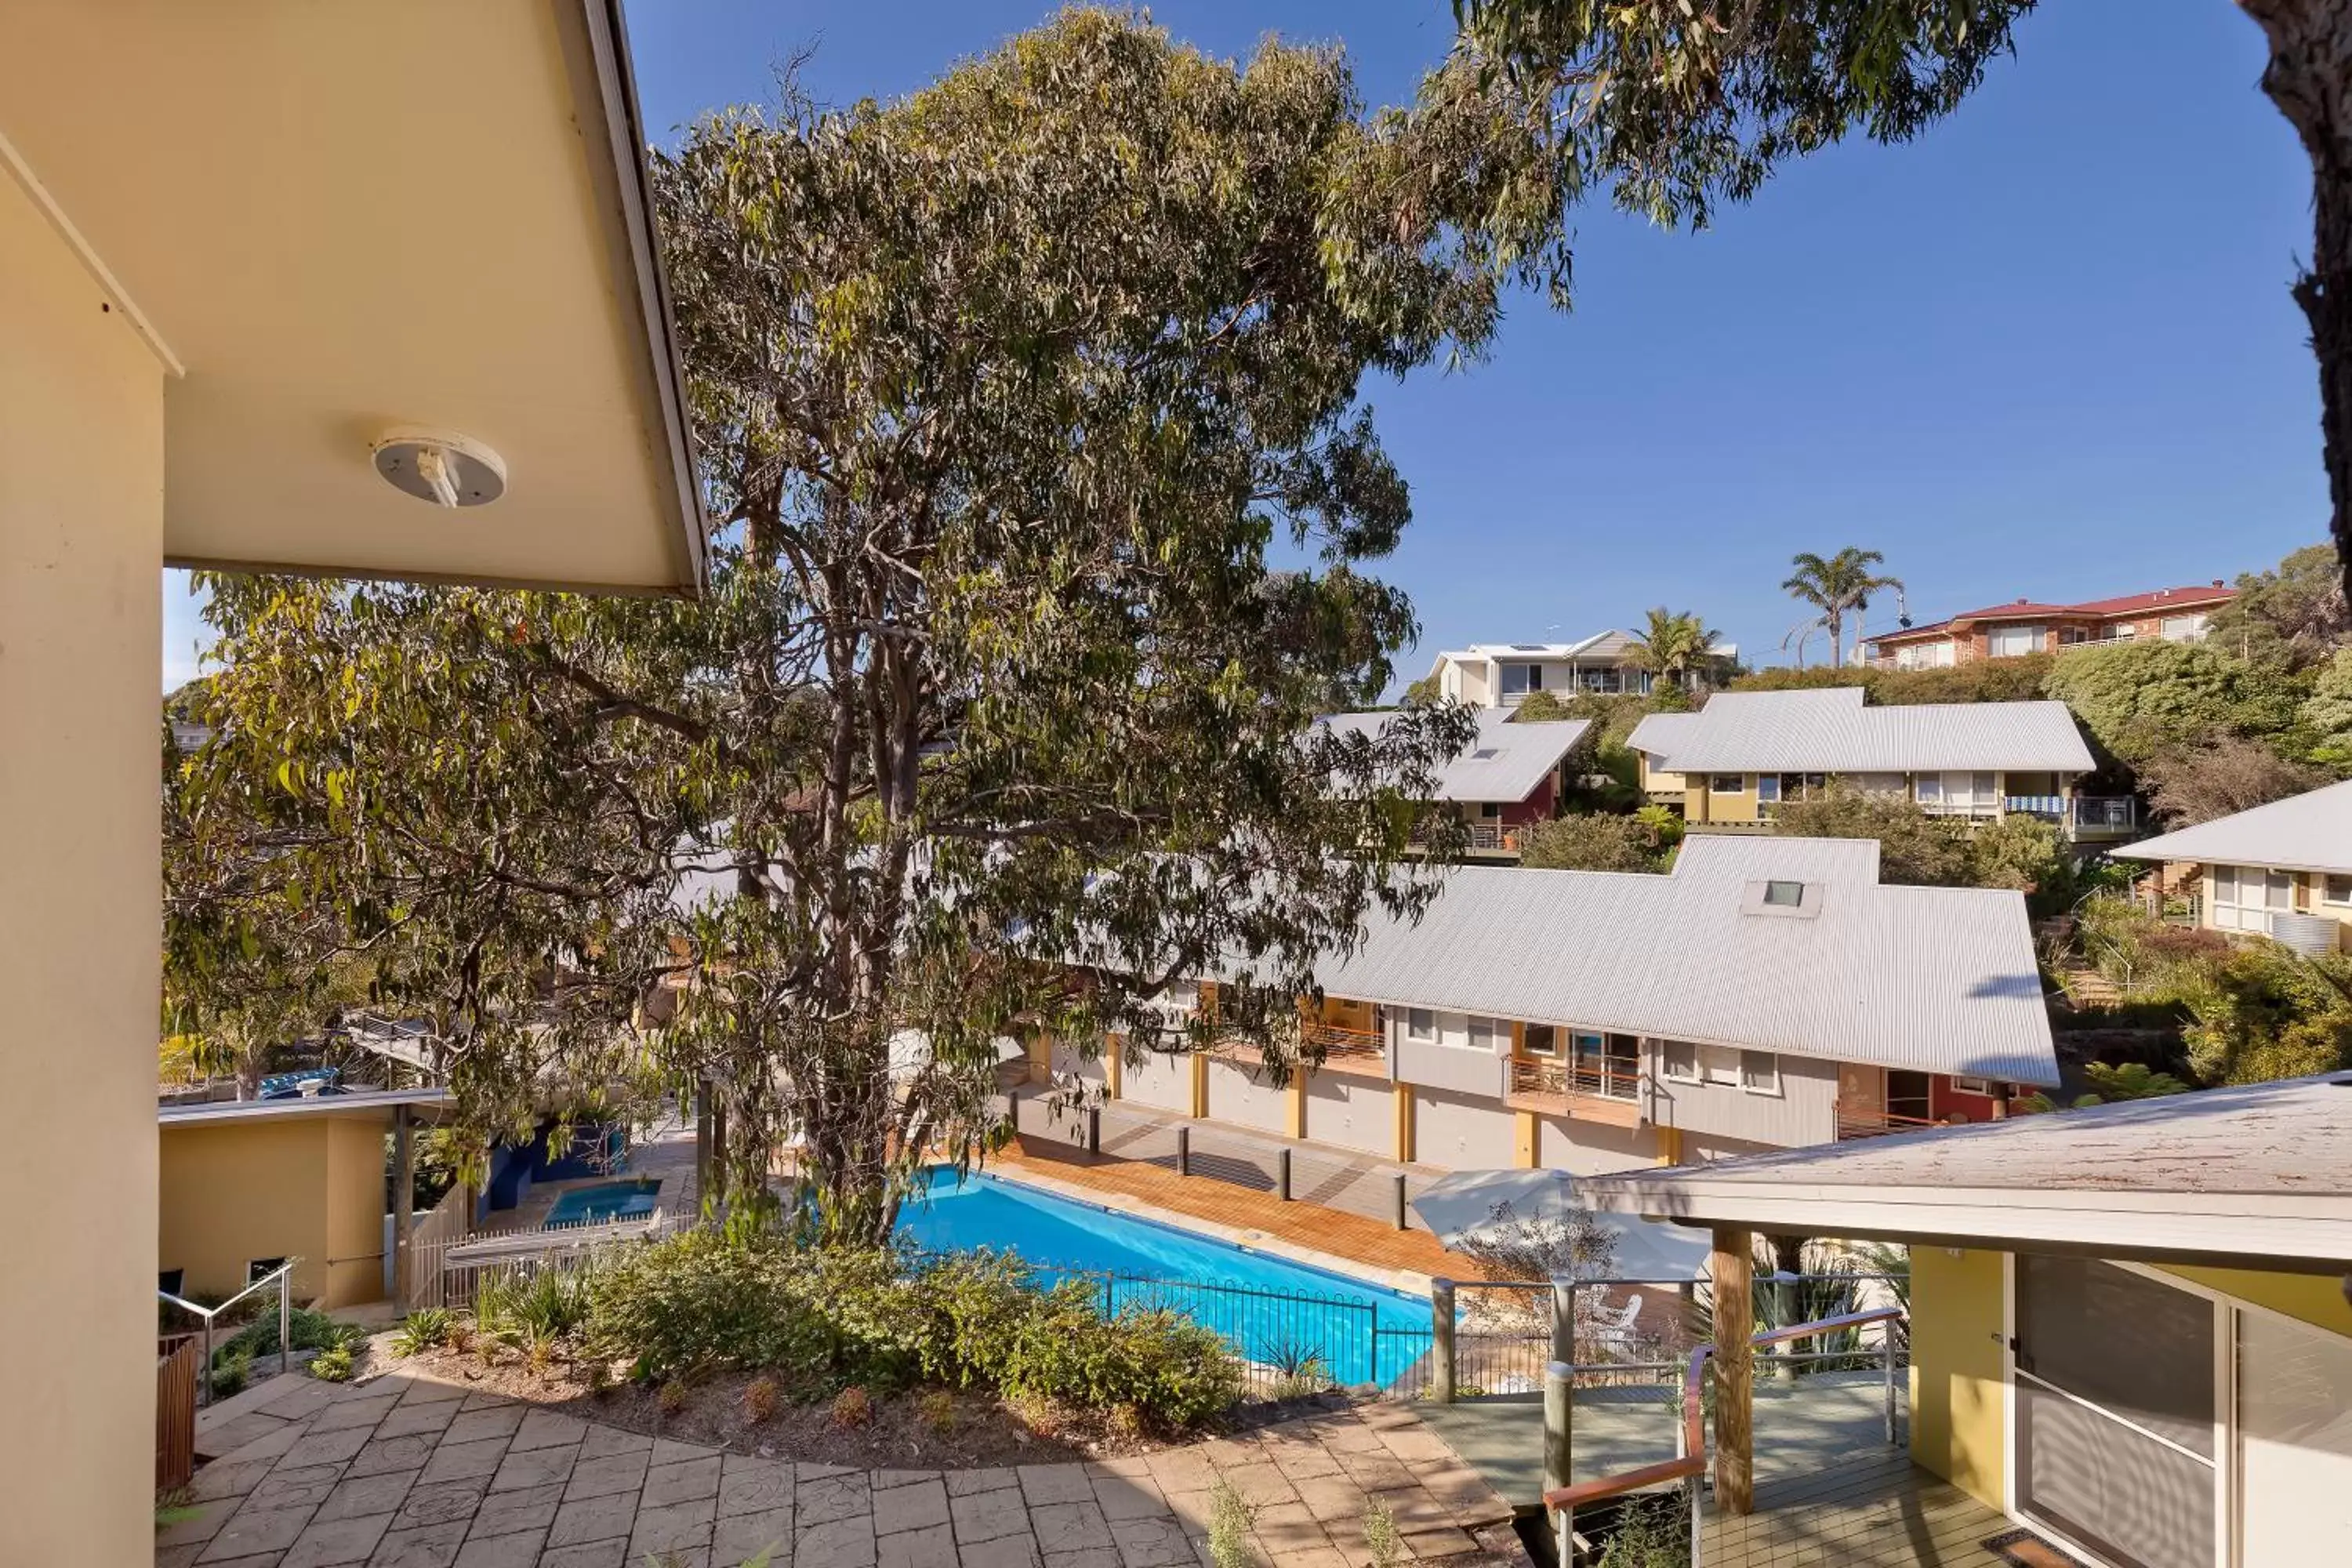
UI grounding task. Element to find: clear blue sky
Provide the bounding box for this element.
[162,1,2323,690]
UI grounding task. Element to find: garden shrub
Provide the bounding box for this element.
[583,1231,1242,1428]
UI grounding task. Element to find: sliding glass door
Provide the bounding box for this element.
[2014,1257,2218,1568]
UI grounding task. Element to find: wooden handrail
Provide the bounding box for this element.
[1540,1306,1906,1511]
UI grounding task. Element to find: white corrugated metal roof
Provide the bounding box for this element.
[2111,779,2352,876]
[1625,710,1704,764]
[1573,1075,2352,1263]
[1319,709,1590,804]
[1319,855,2056,1084]
[1628,688,2092,774]
[1669,834,1882,886]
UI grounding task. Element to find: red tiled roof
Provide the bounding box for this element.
[1864,583,2236,645]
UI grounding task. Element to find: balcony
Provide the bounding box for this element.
[1504,1056,1644,1127]
[1300,1019,1388,1079]
[1833,1102,1947,1141]
[2070,795,2137,837]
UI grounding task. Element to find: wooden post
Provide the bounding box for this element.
[1277,1147,1292,1201]
[1430,1278,1457,1404]
[1175,1123,1189,1178]
[1189,1054,1209,1119]
[710,1096,728,1208]
[391,1105,416,1306]
[1544,1358,1574,1559]
[1712,1224,1755,1515]
[1392,1171,1408,1230]
[693,1081,712,1217]
[1086,1106,1102,1156]
[1550,1275,1577,1370]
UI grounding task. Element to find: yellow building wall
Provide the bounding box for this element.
[1908,1247,2009,1511]
[0,159,166,1566]
[2158,1263,2352,1338]
[1700,775,1761,824]
[161,1117,390,1309]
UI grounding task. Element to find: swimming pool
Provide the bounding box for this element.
[892,1167,1431,1387]
[543,1178,662,1228]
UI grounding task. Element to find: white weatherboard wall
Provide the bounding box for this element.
[1120,1047,1193,1115]
[1415,1086,1518,1171]
[1392,1010,1505,1098]
[1048,1041,1107,1088]
[1305,1076,1393,1156]
[1538,1116,1658,1174]
[1207,1058,1290,1134]
[1649,1051,1838,1146]
[0,166,165,1565]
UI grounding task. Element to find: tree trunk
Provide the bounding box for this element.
[2244,0,2352,590]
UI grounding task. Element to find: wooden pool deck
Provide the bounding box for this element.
[1414,1374,2042,1566]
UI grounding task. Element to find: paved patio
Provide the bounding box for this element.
[169,1365,1526,1567]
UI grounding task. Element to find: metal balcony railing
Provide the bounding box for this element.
[1833,1101,1947,1140]
[1508,1055,1642,1106]
[1540,1305,1909,1566]
[1298,1019,1385,1073]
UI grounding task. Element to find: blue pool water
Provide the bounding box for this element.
[543,1178,661,1227]
[892,1168,1430,1387]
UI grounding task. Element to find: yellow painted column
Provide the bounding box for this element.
[1189,1054,1209,1119]
[0,165,167,1566]
[1656,1127,1684,1166]
[1393,1087,1417,1163]
[1025,1033,1052,1085]
[1514,1110,1538,1167]
[1287,1076,1308,1140]
[1105,1040,1122,1100]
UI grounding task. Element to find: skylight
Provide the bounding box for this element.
[1762,880,1806,908]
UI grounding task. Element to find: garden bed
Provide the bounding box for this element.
[379,1339,1192,1470]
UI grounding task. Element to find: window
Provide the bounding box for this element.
[1466,1016,1501,1053]
[1523,1024,1558,1056]
[1762,880,1806,908]
[1661,1040,1700,1082]
[1951,1075,1994,1096]
[1739,1051,1779,1095]
[1709,775,1745,794]
[1405,1008,1435,1042]
[247,1257,287,1284]
[2209,864,2294,933]
[1755,775,1780,804]
[1701,1047,1740,1087]
[1989,624,2042,658]
[1479,800,1501,819]
[2326,873,2352,906]
[2160,614,2208,642]
[1499,662,1543,698]
[1914,775,1942,805]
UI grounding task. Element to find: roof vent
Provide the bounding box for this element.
[372,426,507,508]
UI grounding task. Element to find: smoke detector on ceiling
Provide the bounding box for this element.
[371,426,507,508]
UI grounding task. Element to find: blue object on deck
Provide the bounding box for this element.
[543,1178,662,1228]
[256,1066,340,1099]
[892,1167,1431,1388]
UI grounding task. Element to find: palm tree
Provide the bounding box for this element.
[1627,608,1722,692]
[1781,549,1904,668]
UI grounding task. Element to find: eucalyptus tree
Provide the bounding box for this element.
[172,12,1567,1240]
[1446,0,2352,586]
[1782,548,1905,668]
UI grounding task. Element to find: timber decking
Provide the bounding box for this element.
[1417,1375,2038,1567]
[993,1140,1487,1279]
[1702,1446,2022,1567]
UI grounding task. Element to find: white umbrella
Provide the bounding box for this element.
[1410,1167,1712,1283]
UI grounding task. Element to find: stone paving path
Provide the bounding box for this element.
[167,1367,1526,1567]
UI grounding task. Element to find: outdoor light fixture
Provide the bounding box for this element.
[371,426,507,508]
